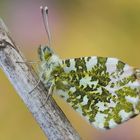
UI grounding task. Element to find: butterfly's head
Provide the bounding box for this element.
[38,45,54,61]
[38,45,62,69]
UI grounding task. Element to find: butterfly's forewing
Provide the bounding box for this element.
[54,56,140,129]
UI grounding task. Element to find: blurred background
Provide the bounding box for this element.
[0,0,140,140]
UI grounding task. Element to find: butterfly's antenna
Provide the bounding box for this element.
[40,6,51,47]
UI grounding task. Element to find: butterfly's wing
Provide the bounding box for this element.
[54,56,140,130]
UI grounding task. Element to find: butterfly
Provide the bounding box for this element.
[38,6,140,130]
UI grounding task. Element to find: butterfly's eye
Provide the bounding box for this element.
[38,45,53,61]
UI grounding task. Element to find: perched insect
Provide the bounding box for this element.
[38,6,140,130]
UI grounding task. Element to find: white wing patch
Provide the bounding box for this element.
[125,95,139,105]
[96,102,108,111]
[63,59,76,72]
[86,56,97,71]
[121,64,134,79]
[109,119,118,129]
[106,58,118,74]
[81,95,88,105]
[80,76,98,88]
[94,113,108,129]
[119,110,132,122]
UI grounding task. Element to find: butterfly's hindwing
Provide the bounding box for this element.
[54,56,140,130]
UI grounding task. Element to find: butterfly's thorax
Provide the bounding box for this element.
[38,45,63,88]
[39,54,62,88]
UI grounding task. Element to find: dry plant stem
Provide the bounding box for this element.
[0,19,81,140]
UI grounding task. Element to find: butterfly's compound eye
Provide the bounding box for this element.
[38,45,53,61]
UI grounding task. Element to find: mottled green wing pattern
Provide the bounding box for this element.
[54,56,140,130]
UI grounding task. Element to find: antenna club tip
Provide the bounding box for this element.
[40,6,43,9]
[45,6,48,13]
[40,6,48,13]
[45,6,48,10]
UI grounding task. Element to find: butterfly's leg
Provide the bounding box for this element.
[15,59,41,94]
[15,60,39,64]
[46,83,54,101]
[40,84,54,108]
[29,79,42,94]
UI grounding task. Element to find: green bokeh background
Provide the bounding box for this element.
[0,0,140,140]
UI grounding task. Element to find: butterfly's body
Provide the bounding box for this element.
[38,45,140,130]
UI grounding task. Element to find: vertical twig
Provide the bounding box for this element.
[0,19,81,140]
